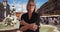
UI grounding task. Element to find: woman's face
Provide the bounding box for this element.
[28,2,35,13]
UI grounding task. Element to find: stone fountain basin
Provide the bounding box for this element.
[40,24,58,32]
[0,21,20,31]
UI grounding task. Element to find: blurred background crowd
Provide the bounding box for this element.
[40,15,60,25]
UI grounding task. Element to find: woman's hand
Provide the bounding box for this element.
[20,20,29,25]
[29,23,38,31]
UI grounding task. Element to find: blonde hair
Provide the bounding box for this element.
[26,0,36,12]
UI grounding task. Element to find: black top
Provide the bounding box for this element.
[20,12,40,32]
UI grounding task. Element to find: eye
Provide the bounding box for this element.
[29,4,35,6]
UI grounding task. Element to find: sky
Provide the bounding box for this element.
[0,0,48,12]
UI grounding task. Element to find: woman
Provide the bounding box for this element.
[20,0,40,32]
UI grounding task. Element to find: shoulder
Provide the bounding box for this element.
[33,12,40,18]
[33,12,39,16]
[21,13,28,17]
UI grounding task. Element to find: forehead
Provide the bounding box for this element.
[28,2,35,5]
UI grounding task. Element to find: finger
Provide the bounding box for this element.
[33,25,37,31]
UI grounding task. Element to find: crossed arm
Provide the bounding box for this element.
[20,20,38,31]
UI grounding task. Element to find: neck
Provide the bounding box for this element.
[28,12,32,19]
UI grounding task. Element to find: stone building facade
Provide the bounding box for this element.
[37,0,60,16]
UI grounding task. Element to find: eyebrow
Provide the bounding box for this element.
[28,4,35,5]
